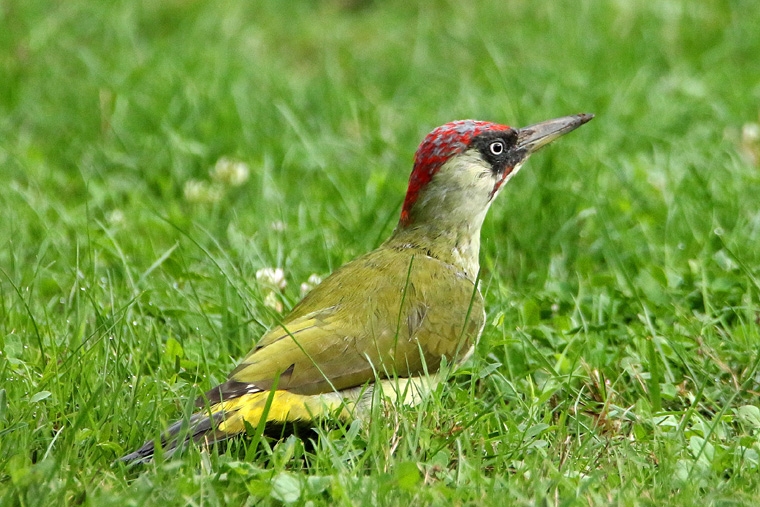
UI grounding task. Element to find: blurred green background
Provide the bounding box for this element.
[2,0,760,505]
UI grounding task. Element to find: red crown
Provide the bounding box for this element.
[400,120,510,226]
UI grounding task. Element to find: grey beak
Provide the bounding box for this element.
[517,113,594,154]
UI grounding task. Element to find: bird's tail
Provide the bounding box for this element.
[118,376,440,464]
[118,389,348,464]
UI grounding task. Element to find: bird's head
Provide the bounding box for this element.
[398,114,594,230]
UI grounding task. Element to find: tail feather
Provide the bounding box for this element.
[119,376,439,464]
[118,410,227,464]
[118,390,345,464]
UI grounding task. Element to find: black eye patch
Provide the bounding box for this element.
[472,130,522,173]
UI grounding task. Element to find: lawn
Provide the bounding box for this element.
[2,0,760,505]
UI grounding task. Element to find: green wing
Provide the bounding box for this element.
[205,248,484,403]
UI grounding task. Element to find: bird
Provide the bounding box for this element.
[120,113,593,463]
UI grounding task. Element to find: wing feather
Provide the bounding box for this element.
[200,249,484,404]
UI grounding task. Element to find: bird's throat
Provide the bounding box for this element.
[386,219,484,281]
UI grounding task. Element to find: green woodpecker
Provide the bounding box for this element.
[121,113,593,463]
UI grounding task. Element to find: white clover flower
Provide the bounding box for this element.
[256,267,287,291]
[210,157,250,187]
[263,291,283,313]
[270,221,287,232]
[183,179,223,203]
[299,273,323,298]
[106,209,124,225]
[741,122,760,166]
[743,122,760,143]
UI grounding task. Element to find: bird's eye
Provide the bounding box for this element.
[489,141,505,156]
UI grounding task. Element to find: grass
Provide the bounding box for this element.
[2,0,760,504]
